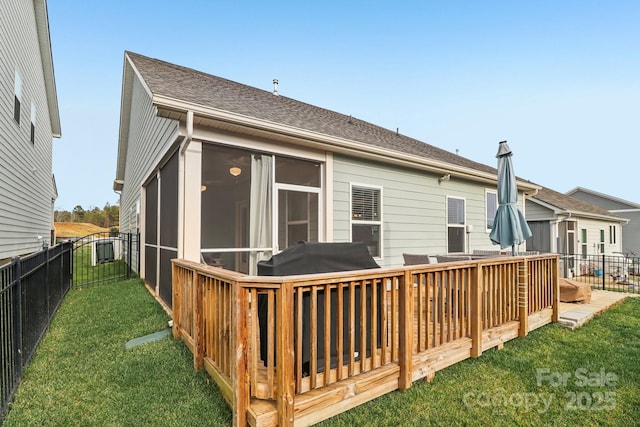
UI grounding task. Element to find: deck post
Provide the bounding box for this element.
[551,255,560,322]
[398,269,414,390]
[231,281,249,427]
[518,261,529,337]
[193,271,204,371]
[470,265,483,358]
[172,261,182,340]
[276,282,295,427]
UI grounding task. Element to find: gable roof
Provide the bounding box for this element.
[566,186,640,210]
[34,0,61,137]
[529,186,627,223]
[116,51,539,193]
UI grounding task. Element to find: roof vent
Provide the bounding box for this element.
[273,79,279,96]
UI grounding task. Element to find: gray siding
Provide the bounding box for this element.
[621,212,640,256]
[569,190,640,255]
[333,155,515,267]
[119,74,178,266]
[569,189,635,211]
[525,199,554,220]
[0,0,56,258]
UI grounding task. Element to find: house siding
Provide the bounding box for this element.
[119,75,178,228]
[524,200,554,220]
[576,218,623,256]
[568,189,640,256]
[332,154,511,267]
[118,75,178,270]
[0,0,56,258]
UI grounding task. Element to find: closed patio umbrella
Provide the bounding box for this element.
[489,141,532,255]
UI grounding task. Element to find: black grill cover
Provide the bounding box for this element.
[257,241,380,275]
[257,242,381,372]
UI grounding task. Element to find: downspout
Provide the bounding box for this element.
[180,110,194,155]
[180,111,194,261]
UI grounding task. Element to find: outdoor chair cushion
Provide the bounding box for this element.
[403,253,431,266]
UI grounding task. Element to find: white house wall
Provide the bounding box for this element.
[569,189,640,256]
[576,217,623,256]
[0,0,56,258]
[332,154,511,267]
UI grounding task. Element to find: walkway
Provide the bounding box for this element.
[558,289,636,329]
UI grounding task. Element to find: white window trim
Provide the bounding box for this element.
[350,182,383,260]
[485,189,498,233]
[446,195,466,254]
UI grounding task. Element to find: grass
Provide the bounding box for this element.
[3,279,231,427]
[4,282,640,427]
[72,245,130,286]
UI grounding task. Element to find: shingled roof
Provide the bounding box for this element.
[125,51,504,178]
[531,186,624,220]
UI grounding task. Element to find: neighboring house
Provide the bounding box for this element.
[525,186,627,258]
[567,187,640,257]
[114,52,539,308]
[0,0,61,261]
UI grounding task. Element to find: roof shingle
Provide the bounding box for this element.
[126,51,497,175]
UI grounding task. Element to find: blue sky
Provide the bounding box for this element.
[48,1,640,211]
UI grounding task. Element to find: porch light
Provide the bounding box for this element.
[229,166,242,177]
[201,185,207,192]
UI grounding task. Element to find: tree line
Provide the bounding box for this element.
[54,203,119,229]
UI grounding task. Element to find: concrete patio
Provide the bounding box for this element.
[558,289,636,329]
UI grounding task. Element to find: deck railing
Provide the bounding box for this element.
[172,253,559,427]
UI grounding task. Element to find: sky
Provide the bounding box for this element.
[47,1,640,211]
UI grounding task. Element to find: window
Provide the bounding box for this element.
[30,102,36,143]
[599,229,605,253]
[14,70,22,124]
[486,190,497,230]
[447,197,465,253]
[581,228,587,258]
[351,185,381,257]
[609,225,616,244]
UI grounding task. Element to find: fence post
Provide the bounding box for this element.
[551,255,560,322]
[12,257,24,373]
[45,246,51,319]
[127,233,132,279]
[276,281,295,427]
[171,261,182,340]
[470,265,483,358]
[602,254,606,290]
[193,271,204,371]
[231,280,249,427]
[398,269,414,390]
[518,261,529,337]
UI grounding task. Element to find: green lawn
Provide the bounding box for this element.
[3,279,231,427]
[4,280,640,426]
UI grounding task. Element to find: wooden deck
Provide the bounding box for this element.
[171,254,559,426]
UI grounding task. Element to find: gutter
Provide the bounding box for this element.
[180,110,194,261]
[152,96,540,193]
[180,110,194,154]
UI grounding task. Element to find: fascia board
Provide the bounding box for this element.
[153,95,540,192]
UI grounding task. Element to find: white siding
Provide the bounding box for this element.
[333,155,518,267]
[576,218,623,256]
[118,74,178,265]
[0,0,56,258]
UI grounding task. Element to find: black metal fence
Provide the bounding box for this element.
[1,232,140,421]
[1,241,73,421]
[70,232,139,287]
[559,253,640,293]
